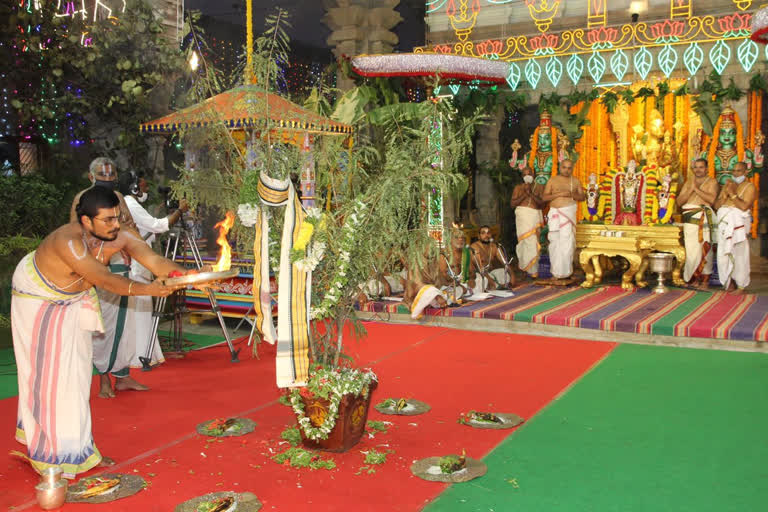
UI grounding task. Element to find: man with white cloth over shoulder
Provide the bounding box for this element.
[510,166,545,278]
[678,158,719,289]
[714,162,756,293]
[120,171,189,370]
[542,159,585,283]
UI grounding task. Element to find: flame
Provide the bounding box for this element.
[211,211,235,272]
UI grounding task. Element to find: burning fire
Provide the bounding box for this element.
[212,211,235,272]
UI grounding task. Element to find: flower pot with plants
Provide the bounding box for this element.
[290,365,377,452]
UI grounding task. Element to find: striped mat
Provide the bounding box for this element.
[358,285,768,342]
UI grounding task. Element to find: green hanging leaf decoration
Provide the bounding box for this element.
[658,45,678,78]
[619,89,635,105]
[737,39,758,73]
[525,59,542,89]
[709,40,731,75]
[610,49,629,81]
[567,54,584,85]
[634,47,653,80]
[600,91,619,114]
[684,43,704,77]
[587,51,606,83]
[506,62,521,91]
[545,57,562,87]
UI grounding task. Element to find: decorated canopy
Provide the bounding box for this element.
[139,85,352,135]
[351,53,508,86]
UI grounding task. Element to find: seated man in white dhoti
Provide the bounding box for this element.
[714,162,756,293]
[678,158,719,289]
[403,259,446,320]
[541,159,585,283]
[510,166,544,279]
[12,187,192,477]
[69,158,146,398]
[470,225,514,292]
[121,171,189,371]
[440,226,475,301]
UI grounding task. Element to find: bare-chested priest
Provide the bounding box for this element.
[510,166,544,279]
[677,158,719,289]
[470,225,515,291]
[11,186,194,478]
[541,159,585,282]
[714,162,756,292]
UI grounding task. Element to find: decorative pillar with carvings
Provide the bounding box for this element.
[324,0,403,90]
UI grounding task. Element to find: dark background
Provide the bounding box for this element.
[185,0,426,53]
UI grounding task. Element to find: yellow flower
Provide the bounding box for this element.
[294,222,314,251]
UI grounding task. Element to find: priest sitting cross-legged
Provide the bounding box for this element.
[403,229,470,319]
[470,225,515,292]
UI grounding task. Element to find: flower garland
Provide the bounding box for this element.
[289,365,377,441]
[237,203,260,227]
[311,199,366,321]
[291,208,327,273]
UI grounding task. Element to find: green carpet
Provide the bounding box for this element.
[426,344,768,512]
[157,330,225,350]
[0,347,17,400]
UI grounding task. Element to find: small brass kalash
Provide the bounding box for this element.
[647,252,676,294]
[35,467,68,510]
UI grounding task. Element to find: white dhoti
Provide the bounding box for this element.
[515,206,543,277]
[12,252,104,477]
[682,204,714,283]
[383,272,405,294]
[128,273,164,368]
[547,204,577,279]
[92,253,134,378]
[473,268,511,294]
[410,285,447,319]
[717,206,751,289]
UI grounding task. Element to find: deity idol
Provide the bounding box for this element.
[700,106,763,185]
[509,110,560,185]
[612,160,646,226]
[582,173,602,222]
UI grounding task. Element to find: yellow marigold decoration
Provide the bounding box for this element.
[294,222,314,251]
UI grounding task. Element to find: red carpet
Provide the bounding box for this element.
[0,323,615,511]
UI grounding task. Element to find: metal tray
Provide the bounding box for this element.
[160,268,238,286]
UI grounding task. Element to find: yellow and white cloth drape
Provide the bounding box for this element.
[252,172,311,388]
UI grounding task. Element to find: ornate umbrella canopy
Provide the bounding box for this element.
[139,85,352,135]
[350,53,508,86]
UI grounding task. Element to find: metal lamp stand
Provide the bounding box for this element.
[139,225,240,371]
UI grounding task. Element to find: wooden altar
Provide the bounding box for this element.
[575,224,685,290]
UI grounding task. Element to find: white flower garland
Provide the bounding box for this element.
[311,199,366,320]
[290,366,378,441]
[237,203,261,227]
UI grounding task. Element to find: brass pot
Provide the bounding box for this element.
[35,467,68,510]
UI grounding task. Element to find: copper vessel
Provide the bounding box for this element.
[35,467,68,510]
